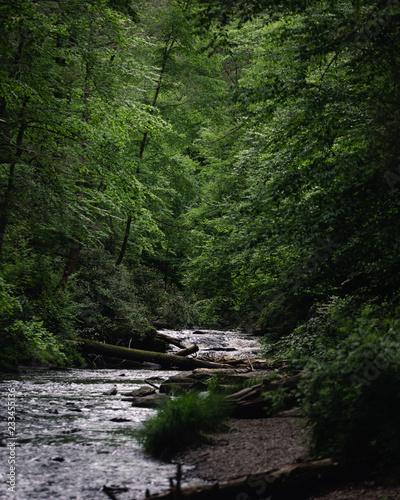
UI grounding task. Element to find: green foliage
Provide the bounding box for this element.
[1,0,219,362]
[154,290,196,328]
[262,296,351,368]
[71,248,151,344]
[184,1,400,337]
[263,387,296,416]
[5,320,67,366]
[0,276,75,371]
[1,251,76,337]
[71,247,199,345]
[135,391,229,458]
[299,308,400,467]
[206,373,228,393]
[207,373,267,395]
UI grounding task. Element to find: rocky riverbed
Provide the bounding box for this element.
[0,329,261,500]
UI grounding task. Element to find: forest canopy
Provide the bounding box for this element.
[1,0,400,371]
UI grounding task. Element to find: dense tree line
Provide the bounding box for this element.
[0,0,227,369]
[189,0,400,467]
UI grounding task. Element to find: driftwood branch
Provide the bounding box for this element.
[226,373,302,418]
[175,345,199,357]
[145,458,338,499]
[155,331,186,349]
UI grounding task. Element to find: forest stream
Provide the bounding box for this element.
[0,330,261,500]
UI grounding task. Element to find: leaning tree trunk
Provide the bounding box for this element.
[154,331,186,349]
[75,338,230,370]
[0,119,27,256]
[115,38,175,267]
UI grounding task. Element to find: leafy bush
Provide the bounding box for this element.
[135,392,229,458]
[71,249,152,344]
[71,249,197,344]
[299,308,400,468]
[4,320,68,365]
[154,290,195,328]
[1,253,76,338]
[0,278,67,370]
[263,387,297,416]
[262,296,350,368]
[190,297,228,328]
[0,276,83,371]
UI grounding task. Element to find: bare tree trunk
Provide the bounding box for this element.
[61,23,94,280]
[62,242,83,282]
[0,121,27,256]
[175,345,199,357]
[155,331,186,349]
[115,39,175,266]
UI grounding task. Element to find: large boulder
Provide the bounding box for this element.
[123,386,156,397]
[131,393,167,408]
[159,373,208,394]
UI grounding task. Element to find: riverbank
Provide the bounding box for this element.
[176,416,308,482]
[171,415,400,500]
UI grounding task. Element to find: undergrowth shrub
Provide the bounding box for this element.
[263,386,298,416]
[262,296,369,369]
[1,252,76,337]
[72,249,197,344]
[154,290,194,328]
[135,392,229,458]
[71,248,152,344]
[0,277,78,371]
[299,307,400,468]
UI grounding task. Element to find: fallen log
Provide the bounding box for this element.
[159,369,280,395]
[174,345,199,357]
[75,338,231,370]
[226,373,302,418]
[155,331,186,349]
[145,458,338,499]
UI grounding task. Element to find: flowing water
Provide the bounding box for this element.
[0,330,261,500]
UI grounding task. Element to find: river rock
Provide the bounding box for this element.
[159,369,273,394]
[46,408,59,414]
[123,386,156,397]
[159,373,208,394]
[191,368,272,385]
[103,386,118,395]
[131,394,167,408]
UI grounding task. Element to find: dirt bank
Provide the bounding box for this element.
[177,416,308,481]
[174,416,400,499]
